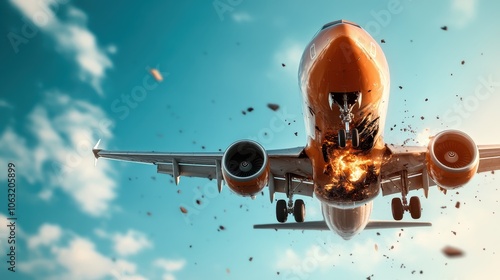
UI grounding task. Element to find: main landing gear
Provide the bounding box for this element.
[329,92,361,148]
[391,170,421,220]
[276,173,306,223]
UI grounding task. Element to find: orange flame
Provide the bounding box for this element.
[324,146,375,192]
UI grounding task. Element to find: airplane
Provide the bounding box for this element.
[93,19,500,240]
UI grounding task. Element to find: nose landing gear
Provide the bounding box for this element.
[329,92,361,148]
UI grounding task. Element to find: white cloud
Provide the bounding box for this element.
[0,99,13,108]
[28,223,62,249]
[0,91,116,217]
[20,223,147,280]
[450,0,477,27]
[232,12,253,23]
[155,258,186,280]
[9,0,114,95]
[154,259,186,272]
[267,41,304,80]
[112,230,152,257]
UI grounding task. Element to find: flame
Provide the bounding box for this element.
[324,146,375,192]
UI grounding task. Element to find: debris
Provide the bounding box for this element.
[177,190,181,194]
[374,244,378,251]
[441,26,448,31]
[425,98,428,101]
[420,116,425,120]
[226,268,230,274]
[267,103,280,111]
[281,63,286,67]
[249,257,253,262]
[247,107,254,112]
[219,225,226,231]
[294,132,298,136]
[149,68,163,82]
[442,246,464,258]
[180,206,188,214]
[461,60,465,65]
[381,39,386,43]
[146,212,152,216]
[399,86,403,89]
[242,111,246,115]
[451,231,456,235]
[455,201,460,208]
[196,199,202,205]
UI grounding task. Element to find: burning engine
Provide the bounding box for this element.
[426,130,479,190]
[222,140,270,197]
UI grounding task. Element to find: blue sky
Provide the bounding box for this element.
[1,0,500,279]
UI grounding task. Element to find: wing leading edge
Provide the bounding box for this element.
[92,140,314,198]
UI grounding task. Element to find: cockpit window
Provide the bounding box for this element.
[321,19,361,30]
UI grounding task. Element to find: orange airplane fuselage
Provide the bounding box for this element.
[298,20,391,238]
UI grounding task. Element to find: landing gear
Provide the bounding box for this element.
[390,170,422,220]
[275,198,306,223]
[275,173,307,223]
[329,92,361,148]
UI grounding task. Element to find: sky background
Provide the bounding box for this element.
[1,0,500,279]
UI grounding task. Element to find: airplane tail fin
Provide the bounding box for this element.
[253,220,432,231]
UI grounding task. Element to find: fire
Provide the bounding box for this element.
[325,148,374,192]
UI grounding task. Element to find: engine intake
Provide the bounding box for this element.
[222,140,270,197]
[426,130,479,189]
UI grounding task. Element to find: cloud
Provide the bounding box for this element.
[0,99,13,109]
[0,91,117,217]
[267,41,304,80]
[450,0,477,27]
[28,223,62,249]
[232,12,253,23]
[112,230,153,257]
[154,258,186,280]
[9,0,114,95]
[19,223,147,280]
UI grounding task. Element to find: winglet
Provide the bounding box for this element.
[92,139,102,166]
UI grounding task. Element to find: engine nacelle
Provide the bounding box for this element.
[426,130,479,190]
[222,140,270,197]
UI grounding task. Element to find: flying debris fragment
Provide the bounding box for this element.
[180,206,188,214]
[441,26,448,31]
[267,103,280,111]
[149,68,163,82]
[442,246,464,258]
[455,201,461,208]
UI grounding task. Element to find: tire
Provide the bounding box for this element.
[391,197,404,221]
[276,199,288,223]
[338,129,346,148]
[351,128,359,148]
[409,196,421,219]
[293,199,306,223]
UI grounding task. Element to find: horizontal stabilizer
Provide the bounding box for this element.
[254,220,432,231]
[254,221,329,230]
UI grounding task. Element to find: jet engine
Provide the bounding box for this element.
[222,140,270,197]
[426,130,479,190]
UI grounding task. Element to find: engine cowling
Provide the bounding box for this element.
[426,130,479,190]
[222,140,270,197]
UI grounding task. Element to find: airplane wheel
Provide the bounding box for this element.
[351,128,359,148]
[293,199,306,223]
[409,196,421,219]
[391,197,404,221]
[276,199,288,223]
[338,129,346,148]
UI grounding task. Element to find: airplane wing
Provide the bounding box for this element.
[380,144,500,197]
[92,140,314,200]
[254,220,432,230]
